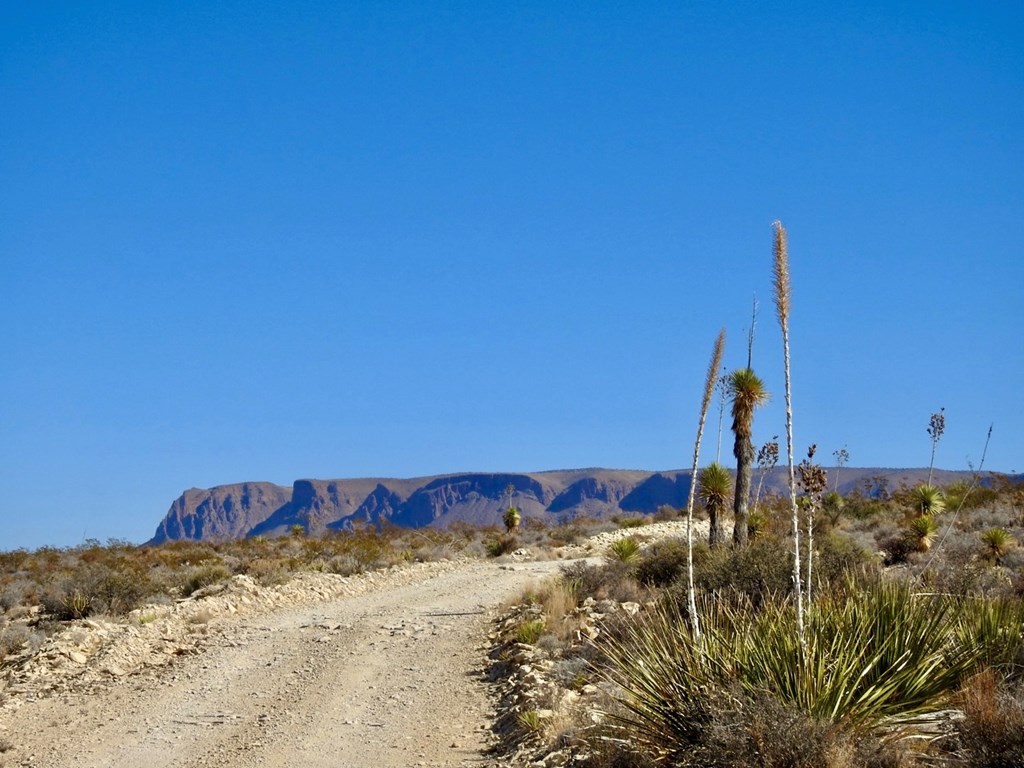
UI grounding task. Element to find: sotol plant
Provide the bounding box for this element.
[601,581,987,761]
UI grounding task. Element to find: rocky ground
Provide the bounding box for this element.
[0,521,699,767]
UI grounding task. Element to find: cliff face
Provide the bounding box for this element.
[149,482,292,544]
[149,467,991,544]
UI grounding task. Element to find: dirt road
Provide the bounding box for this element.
[3,559,567,768]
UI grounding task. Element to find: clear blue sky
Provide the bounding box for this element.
[2,2,1021,550]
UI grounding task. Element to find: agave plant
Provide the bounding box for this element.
[910,484,946,518]
[697,463,732,548]
[908,515,939,552]
[980,527,1016,565]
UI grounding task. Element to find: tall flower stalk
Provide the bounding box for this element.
[927,408,945,486]
[684,329,726,640]
[772,220,804,647]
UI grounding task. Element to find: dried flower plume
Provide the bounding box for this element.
[772,220,790,326]
[701,329,727,418]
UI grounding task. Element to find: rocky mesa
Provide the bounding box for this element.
[148,466,986,544]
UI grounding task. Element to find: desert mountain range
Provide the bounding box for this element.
[148,467,996,544]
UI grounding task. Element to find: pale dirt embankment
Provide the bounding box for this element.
[0,522,699,768]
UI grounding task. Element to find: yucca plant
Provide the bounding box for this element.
[980,527,1016,565]
[910,484,946,518]
[608,536,641,565]
[727,368,769,547]
[503,506,521,534]
[908,515,939,552]
[697,462,732,548]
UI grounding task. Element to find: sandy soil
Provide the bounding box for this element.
[0,558,568,768]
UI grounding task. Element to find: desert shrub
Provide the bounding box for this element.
[0,578,38,613]
[40,582,93,620]
[243,558,289,585]
[955,669,1024,767]
[181,563,232,596]
[694,535,792,606]
[814,531,879,589]
[153,542,220,569]
[95,572,147,613]
[945,480,998,512]
[654,505,681,522]
[0,624,31,661]
[551,657,590,689]
[485,534,519,557]
[634,538,689,588]
[880,532,916,566]
[37,559,157,618]
[617,517,648,529]
[326,554,362,576]
[561,561,642,604]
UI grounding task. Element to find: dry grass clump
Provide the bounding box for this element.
[954,669,1024,766]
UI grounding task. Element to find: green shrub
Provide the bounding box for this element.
[485,535,519,557]
[515,619,546,645]
[814,531,879,589]
[517,709,543,732]
[634,538,689,588]
[694,535,792,606]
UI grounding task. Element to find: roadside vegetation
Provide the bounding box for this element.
[491,222,1024,768]
[492,477,1024,768]
[0,516,630,668]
